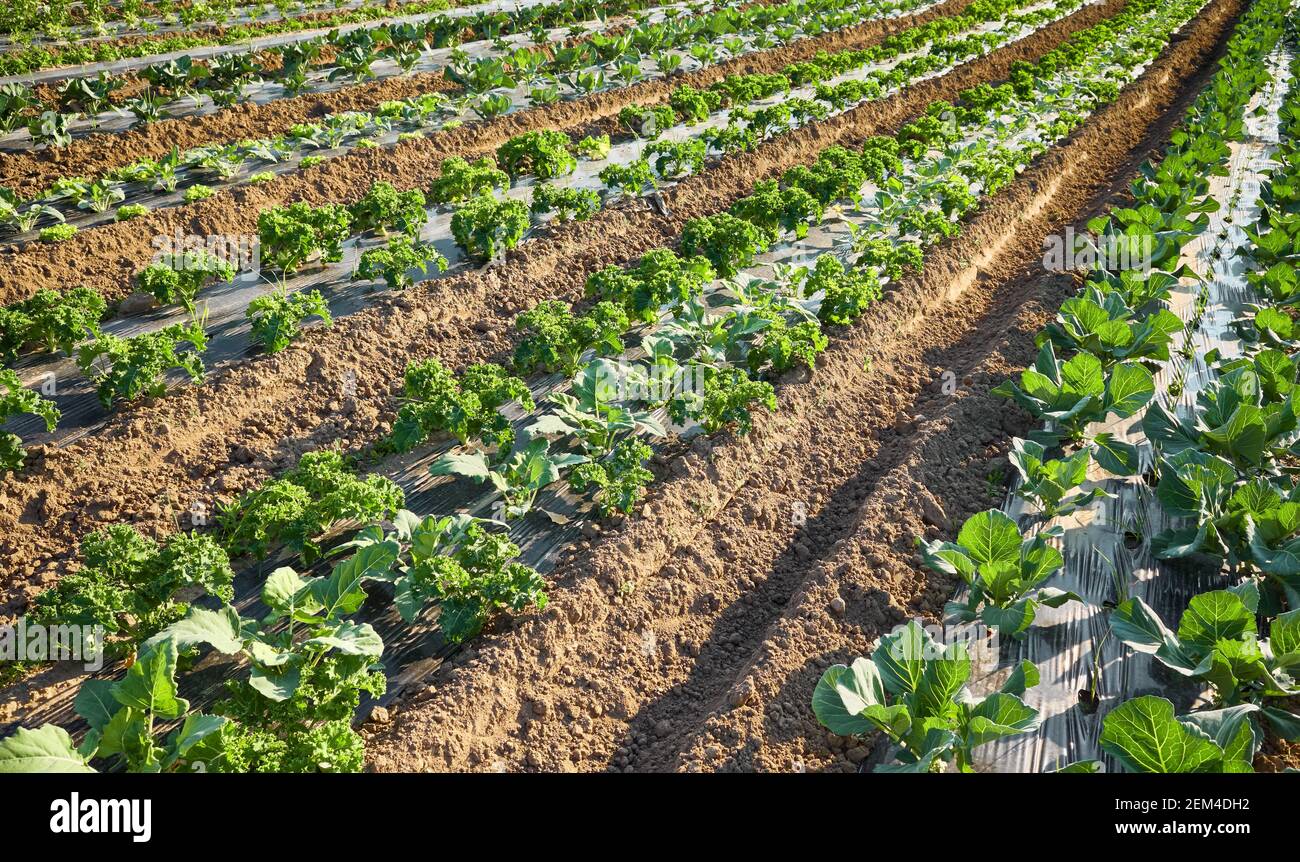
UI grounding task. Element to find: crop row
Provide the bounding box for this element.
[1091,31,1300,773]
[811,0,1298,773]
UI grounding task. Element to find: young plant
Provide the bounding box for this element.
[431,436,587,520]
[39,223,77,243]
[344,511,547,641]
[1111,587,1300,738]
[68,639,228,772]
[585,248,713,322]
[257,202,352,272]
[115,203,149,221]
[1008,437,1114,518]
[728,180,822,243]
[149,148,185,192]
[668,364,775,435]
[802,253,882,325]
[473,92,513,121]
[347,181,427,237]
[29,110,73,149]
[191,144,245,181]
[496,130,575,179]
[218,449,404,562]
[0,369,59,475]
[428,156,509,204]
[744,315,827,375]
[529,358,666,457]
[812,620,1041,772]
[599,159,657,199]
[528,84,561,107]
[77,320,207,408]
[182,184,215,203]
[576,134,611,160]
[135,250,235,312]
[1038,286,1182,366]
[680,212,768,277]
[449,194,529,262]
[354,235,447,290]
[29,525,234,657]
[782,146,868,205]
[76,180,124,214]
[919,509,1079,638]
[247,287,331,353]
[645,138,706,179]
[992,342,1155,444]
[853,236,923,282]
[0,286,106,362]
[619,103,674,138]
[668,85,720,124]
[145,550,391,772]
[513,300,629,376]
[568,437,655,517]
[1098,696,1262,773]
[1143,350,1298,472]
[530,184,600,223]
[0,195,63,233]
[390,358,533,452]
[0,83,34,134]
[125,88,170,123]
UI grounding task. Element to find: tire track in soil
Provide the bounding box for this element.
[0,0,1009,305]
[0,0,1120,632]
[359,0,1241,772]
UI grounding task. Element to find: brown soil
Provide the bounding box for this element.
[358,0,1245,772]
[1257,735,1300,772]
[0,0,996,301]
[1255,696,1300,771]
[0,1,1119,616]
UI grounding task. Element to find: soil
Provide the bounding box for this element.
[0,0,1122,614]
[356,0,1246,772]
[1257,735,1300,772]
[0,0,1005,303]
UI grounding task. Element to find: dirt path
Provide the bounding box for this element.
[360,0,1243,772]
[0,0,1119,614]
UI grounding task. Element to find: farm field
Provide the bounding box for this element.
[0,0,1299,787]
